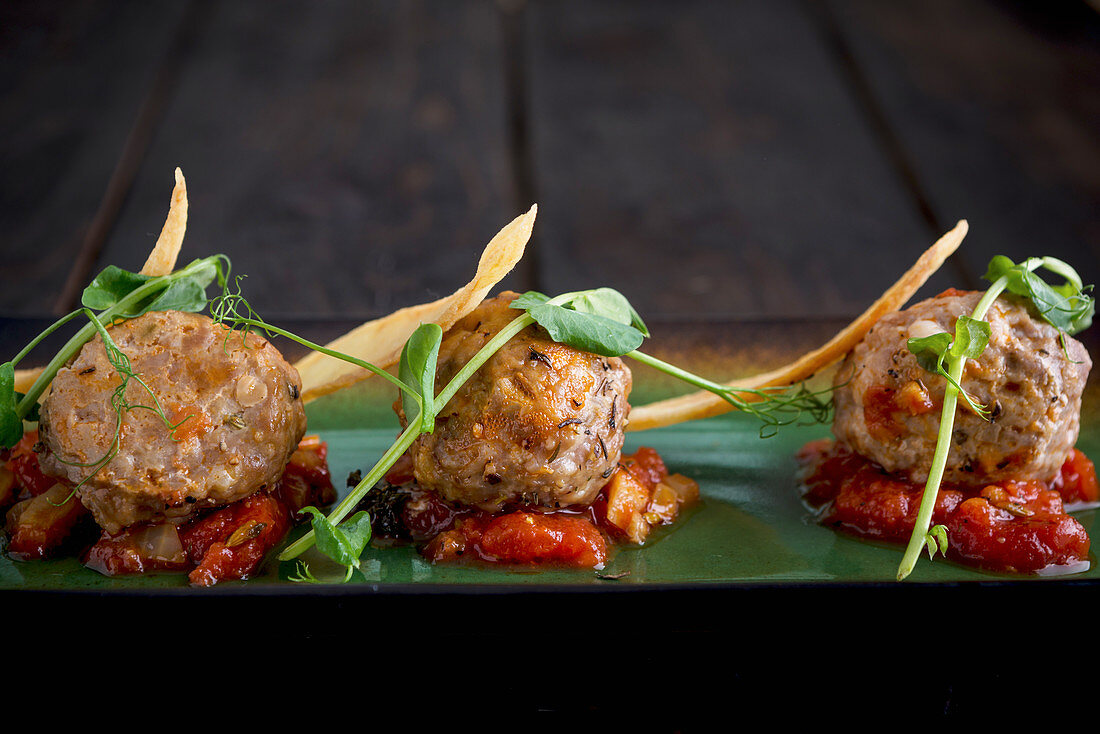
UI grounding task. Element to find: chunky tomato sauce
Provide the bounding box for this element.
[798,439,1097,574]
[370,446,699,568]
[2,432,335,586]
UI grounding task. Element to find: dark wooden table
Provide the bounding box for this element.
[3,0,1099,323]
[3,0,1099,715]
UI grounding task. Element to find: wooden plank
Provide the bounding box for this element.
[829,0,1100,289]
[92,0,520,320]
[0,1,190,315]
[524,0,951,320]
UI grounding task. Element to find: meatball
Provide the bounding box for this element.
[403,292,632,511]
[38,310,307,534]
[832,290,1091,488]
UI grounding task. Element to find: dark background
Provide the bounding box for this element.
[2,0,1099,324]
[3,0,1100,716]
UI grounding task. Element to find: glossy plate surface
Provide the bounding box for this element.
[3,317,1099,592]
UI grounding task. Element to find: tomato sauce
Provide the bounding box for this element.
[376,446,699,568]
[3,433,336,585]
[4,430,56,497]
[798,439,1094,574]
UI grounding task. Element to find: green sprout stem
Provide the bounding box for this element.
[278,418,422,561]
[277,310,539,561]
[626,350,832,433]
[220,316,415,399]
[15,257,222,417]
[895,270,1025,580]
[10,309,85,370]
[278,288,834,564]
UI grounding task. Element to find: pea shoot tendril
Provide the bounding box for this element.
[281,287,836,579]
[3,258,838,583]
[896,255,1094,581]
[11,244,1091,585]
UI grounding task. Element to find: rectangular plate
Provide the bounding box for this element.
[2,316,1099,593]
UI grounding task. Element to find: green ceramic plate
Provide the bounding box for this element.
[3,318,1099,593]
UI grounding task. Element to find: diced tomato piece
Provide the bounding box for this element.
[272,436,336,513]
[4,431,55,497]
[403,489,469,541]
[862,386,907,441]
[935,288,970,299]
[797,439,867,506]
[621,446,668,490]
[799,439,1094,573]
[599,469,651,543]
[179,493,290,586]
[421,515,490,563]
[1052,448,1100,504]
[5,483,88,559]
[477,512,607,567]
[166,404,211,443]
[6,453,55,497]
[947,493,1089,573]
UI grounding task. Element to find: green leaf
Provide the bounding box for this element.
[528,303,645,357]
[82,260,219,317]
[925,525,949,559]
[81,266,154,311]
[907,332,952,375]
[983,255,1095,336]
[982,255,1018,284]
[508,291,551,311]
[146,261,219,312]
[906,328,990,420]
[1038,256,1084,291]
[571,287,650,337]
[948,316,991,361]
[398,323,443,434]
[299,507,373,580]
[1022,270,1093,335]
[0,362,22,447]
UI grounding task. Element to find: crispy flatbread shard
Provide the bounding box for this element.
[627,220,969,432]
[140,167,188,277]
[294,205,538,403]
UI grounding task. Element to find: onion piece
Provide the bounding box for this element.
[130,522,186,563]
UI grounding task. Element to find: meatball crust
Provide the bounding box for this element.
[38,310,307,534]
[832,290,1091,488]
[404,292,632,511]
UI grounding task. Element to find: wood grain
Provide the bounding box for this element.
[0,1,190,315]
[829,0,1100,289]
[523,0,953,319]
[91,0,523,322]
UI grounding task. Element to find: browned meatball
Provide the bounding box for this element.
[38,310,307,534]
[832,290,1091,487]
[402,292,632,511]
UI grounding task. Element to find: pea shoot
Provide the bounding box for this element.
[0,257,419,497]
[0,255,226,450]
[4,256,834,584]
[281,287,834,580]
[896,255,1094,581]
